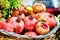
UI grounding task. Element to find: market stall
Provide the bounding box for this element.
[0,0,60,40]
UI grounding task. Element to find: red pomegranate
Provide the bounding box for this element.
[0,21,5,29]
[3,23,14,32]
[36,22,50,35]
[24,31,37,36]
[8,17,24,34]
[24,16,37,31]
[35,12,56,28]
[19,5,27,14]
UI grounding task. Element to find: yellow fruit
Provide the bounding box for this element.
[26,6,33,13]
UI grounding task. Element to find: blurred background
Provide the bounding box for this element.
[23,0,60,8]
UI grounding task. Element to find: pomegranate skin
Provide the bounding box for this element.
[36,22,50,35]
[8,17,24,34]
[24,16,37,31]
[24,31,37,36]
[35,12,56,28]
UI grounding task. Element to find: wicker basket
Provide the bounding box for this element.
[0,16,59,39]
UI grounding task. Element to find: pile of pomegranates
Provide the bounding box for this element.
[0,3,56,36]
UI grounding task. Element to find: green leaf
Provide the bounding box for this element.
[5,1,10,9]
[2,9,8,18]
[1,0,22,18]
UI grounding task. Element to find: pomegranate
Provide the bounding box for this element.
[43,13,56,28]
[41,13,56,28]
[18,13,25,19]
[34,12,45,19]
[3,23,14,32]
[24,31,37,36]
[24,16,37,31]
[19,5,27,14]
[0,21,13,32]
[33,3,46,13]
[12,5,27,17]
[35,12,56,28]
[0,21,5,29]
[8,17,24,34]
[36,22,50,35]
[12,8,20,17]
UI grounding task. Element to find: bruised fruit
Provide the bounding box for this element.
[8,17,24,34]
[33,3,46,13]
[24,16,37,31]
[24,31,37,36]
[36,22,50,35]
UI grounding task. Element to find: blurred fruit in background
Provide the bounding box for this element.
[46,8,60,16]
[26,6,33,14]
[33,3,46,13]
